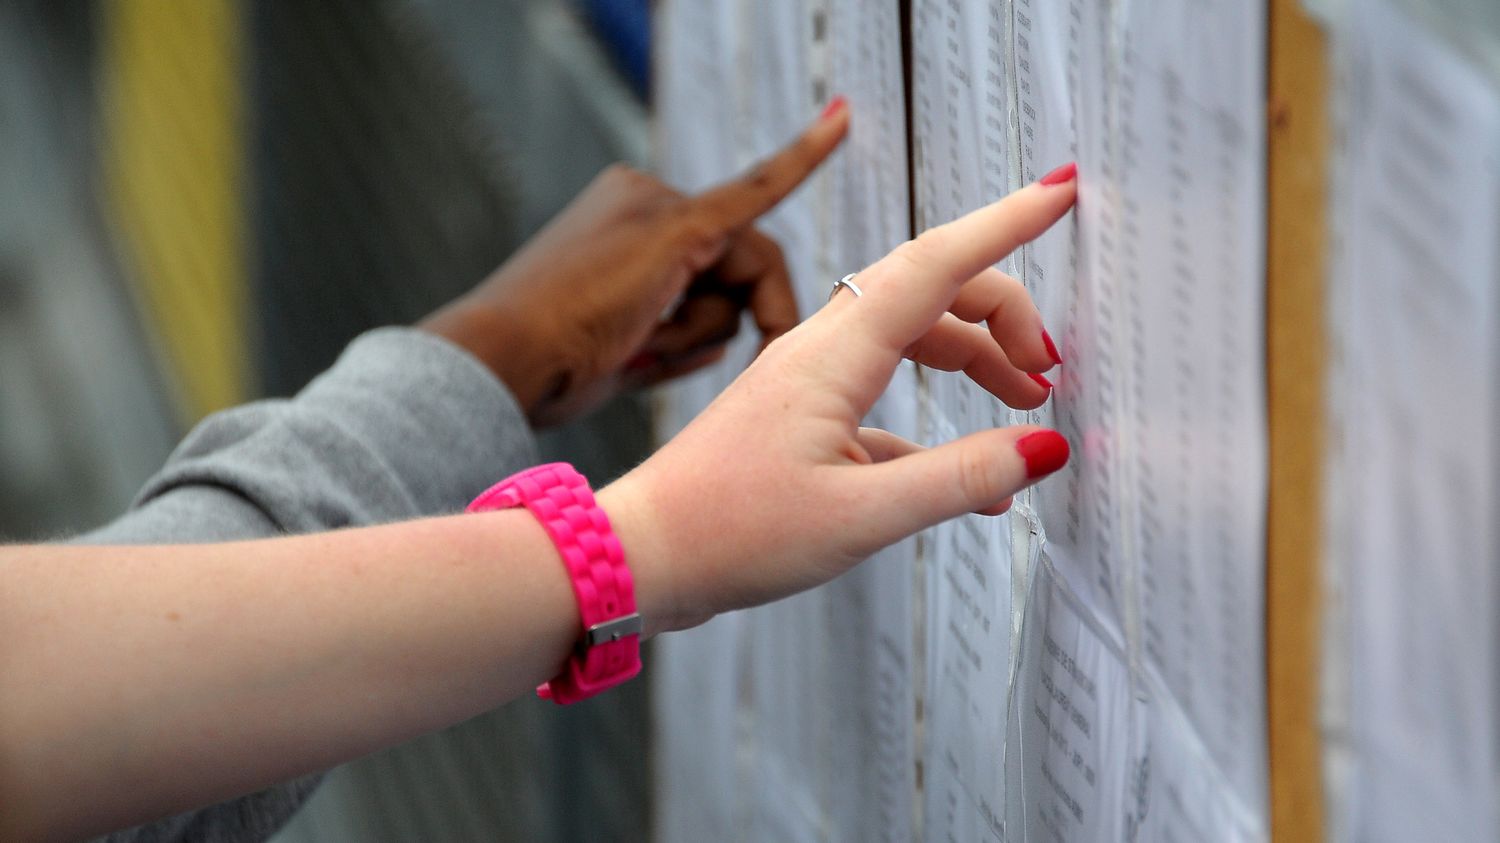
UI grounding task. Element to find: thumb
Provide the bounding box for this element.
[850,427,1069,547]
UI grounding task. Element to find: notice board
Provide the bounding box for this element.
[648,1,1500,840]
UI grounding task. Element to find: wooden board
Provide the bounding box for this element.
[1265,1,1329,839]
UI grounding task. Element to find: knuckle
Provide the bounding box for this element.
[600,164,680,219]
[891,234,939,273]
[884,226,963,285]
[913,226,952,257]
[997,271,1028,297]
[741,158,783,194]
[984,274,1029,320]
[675,216,722,249]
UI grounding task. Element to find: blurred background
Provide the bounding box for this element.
[1,0,653,839]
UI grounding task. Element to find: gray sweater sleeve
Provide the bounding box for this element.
[80,327,539,843]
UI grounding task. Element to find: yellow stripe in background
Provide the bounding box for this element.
[99,0,249,422]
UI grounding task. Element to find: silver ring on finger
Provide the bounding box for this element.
[828,273,863,301]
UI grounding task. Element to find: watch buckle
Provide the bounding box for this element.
[583,612,643,649]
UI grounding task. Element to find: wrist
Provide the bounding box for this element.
[469,463,646,703]
[417,294,567,422]
[596,472,708,637]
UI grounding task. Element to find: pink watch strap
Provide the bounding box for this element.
[467,463,642,704]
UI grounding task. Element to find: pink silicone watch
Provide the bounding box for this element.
[467,462,642,704]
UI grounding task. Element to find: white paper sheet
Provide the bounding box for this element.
[911,0,1269,837]
[1106,1,1269,809]
[1000,0,1125,634]
[654,1,919,839]
[652,0,742,196]
[908,7,1032,830]
[1007,567,1262,843]
[652,611,751,842]
[922,511,1014,843]
[1004,561,1135,841]
[740,590,841,843]
[817,543,920,841]
[651,0,758,441]
[910,0,1009,232]
[1324,2,1500,839]
[717,14,827,827]
[1133,680,1263,843]
[651,5,755,838]
[744,3,921,840]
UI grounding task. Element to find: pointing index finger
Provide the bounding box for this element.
[687,98,850,232]
[856,165,1079,353]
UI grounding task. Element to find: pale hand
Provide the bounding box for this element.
[604,166,1079,633]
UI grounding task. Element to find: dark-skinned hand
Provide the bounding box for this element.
[419,101,851,427]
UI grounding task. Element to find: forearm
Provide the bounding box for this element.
[0,501,668,843]
[41,329,539,843]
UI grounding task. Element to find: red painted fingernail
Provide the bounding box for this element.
[1039,161,1077,186]
[1028,372,1053,390]
[1041,329,1063,365]
[1016,431,1070,479]
[819,95,848,121]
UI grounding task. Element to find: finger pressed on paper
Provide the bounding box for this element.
[689,106,850,232]
[903,315,1050,410]
[852,174,1078,354]
[949,267,1055,374]
[845,425,1068,550]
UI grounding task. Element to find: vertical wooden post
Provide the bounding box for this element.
[1266,0,1329,839]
